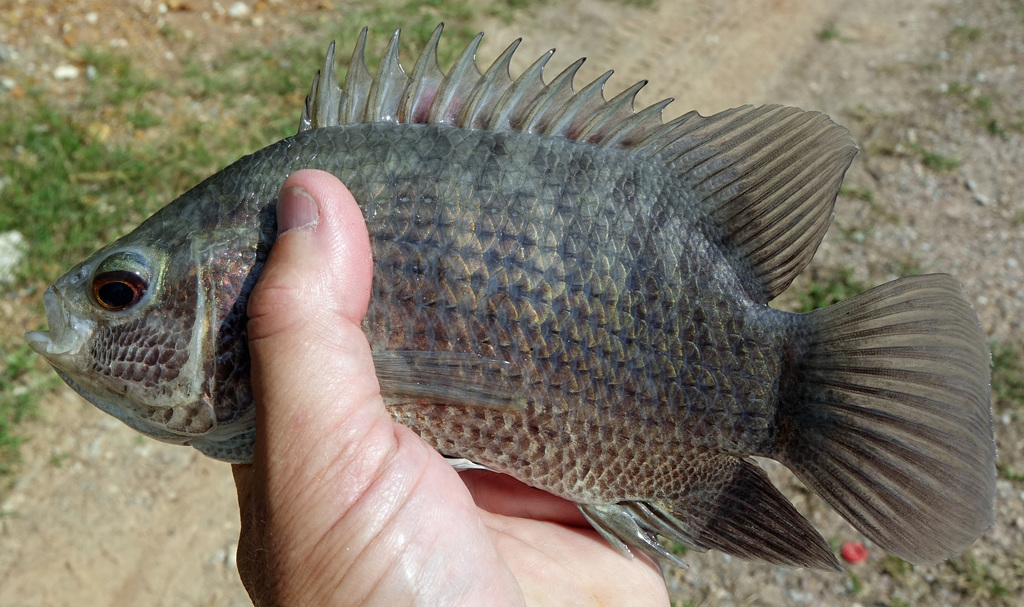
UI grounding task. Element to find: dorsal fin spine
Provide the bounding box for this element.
[401,24,445,123]
[577,79,647,143]
[595,97,672,148]
[519,57,585,133]
[366,29,409,123]
[428,32,484,125]
[486,49,553,131]
[461,38,520,129]
[342,27,373,124]
[544,70,614,139]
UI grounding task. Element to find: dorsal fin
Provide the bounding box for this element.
[298,23,670,146]
[648,105,858,301]
[300,25,858,302]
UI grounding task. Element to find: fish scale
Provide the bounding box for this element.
[25,25,994,573]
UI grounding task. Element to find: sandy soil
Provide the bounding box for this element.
[1,0,1022,605]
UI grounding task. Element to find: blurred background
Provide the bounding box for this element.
[1,0,1022,605]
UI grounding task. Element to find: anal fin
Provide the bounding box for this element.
[580,457,841,571]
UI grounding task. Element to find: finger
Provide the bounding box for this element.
[481,510,669,607]
[459,470,590,527]
[231,463,253,513]
[230,463,266,598]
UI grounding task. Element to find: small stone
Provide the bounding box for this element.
[85,11,99,24]
[86,65,97,80]
[1,77,15,90]
[973,192,991,206]
[53,64,80,80]
[228,2,250,18]
[0,230,26,286]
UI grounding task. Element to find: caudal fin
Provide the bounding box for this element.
[775,274,995,564]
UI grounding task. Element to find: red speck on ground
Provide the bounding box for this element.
[841,541,869,564]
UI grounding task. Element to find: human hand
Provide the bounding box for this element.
[231,169,671,606]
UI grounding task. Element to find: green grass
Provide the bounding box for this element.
[818,24,840,41]
[847,572,863,595]
[668,541,688,557]
[78,47,160,108]
[941,80,1019,139]
[951,554,1010,600]
[950,24,983,44]
[991,342,1024,411]
[839,186,874,204]
[881,554,913,578]
[997,462,1024,483]
[905,142,961,172]
[0,103,168,281]
[795,268,866,313]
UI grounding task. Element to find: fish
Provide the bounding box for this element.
[25,24,995,571]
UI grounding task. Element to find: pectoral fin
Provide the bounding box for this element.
[444,457,494,471]
[372,350,527,411]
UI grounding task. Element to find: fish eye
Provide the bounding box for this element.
[93,271,149,311]
[91,251,152,312]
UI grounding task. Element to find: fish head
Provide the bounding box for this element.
[25,239,219,443]
[24,202,263,463]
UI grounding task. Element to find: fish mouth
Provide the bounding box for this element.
[24,287,87,359]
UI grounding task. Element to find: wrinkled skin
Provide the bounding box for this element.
[230,170,670,606]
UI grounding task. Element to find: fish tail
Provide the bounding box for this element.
[774,273,995,564]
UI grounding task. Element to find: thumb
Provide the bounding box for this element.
[245,168,395,487]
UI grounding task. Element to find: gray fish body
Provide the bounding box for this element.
[28,27,995,571]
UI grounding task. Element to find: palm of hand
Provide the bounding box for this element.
[233,421,670,607]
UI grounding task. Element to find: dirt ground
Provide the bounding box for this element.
[1,0,1022,605]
